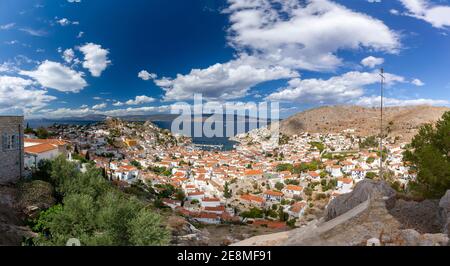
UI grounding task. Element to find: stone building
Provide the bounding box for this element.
[0,116,24,184]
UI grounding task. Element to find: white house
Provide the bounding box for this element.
[337,178,353,193]
[192,212,221,224]
[200,197,221,208]
[263,190,284,202]
[24,143,60,169]
[282,185,303,198]
[341,161,356,174]
[330,165,343,178]
[187,191,205,201]
[113,165,139,182]
[285,201,307,219]
[351,168,366,181]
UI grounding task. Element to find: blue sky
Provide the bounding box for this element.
[1,0,449,119]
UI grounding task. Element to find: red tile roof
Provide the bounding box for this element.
[244,169,263,176]
[25,143,58,154]
[285,185,303,192]
[264,190,284,197]
[240,194,265,203]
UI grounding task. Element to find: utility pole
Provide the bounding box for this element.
[379,68,385,180]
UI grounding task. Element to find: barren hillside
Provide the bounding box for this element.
[280,105,450,141]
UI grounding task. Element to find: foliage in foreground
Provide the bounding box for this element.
[403,111,450,199]
[31,156,170,246]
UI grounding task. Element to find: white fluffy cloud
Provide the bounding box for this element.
[0,75,56,115]
[20,60,87,92]
[92,103,107,110]
[56,18,78,26]
[412,78,425,86]
[354,95,448,107]
[226,0,400,71]
[151,0,400,101]
[78,43,111,77]
[400,0,450,28]
[154,57,298,101]
[361,56,385,68]
[125,95,156,105]
[62,48,75,63]
[138,70,157,80]
[266,71,405,104]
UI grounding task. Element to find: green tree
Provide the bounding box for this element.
[36,127,49,139]
[240,208,263,219]
[309,142,325,152]
[404,111,450,198]
[32,159,53,182]
[31,157,169,246]
[275,182,285,191]
[24,123,35,134]
[174,189,186,202]
[130,160,142,169]
[366,172,377,179]
[223,181,232,199]
[360,135,378,148]
[276,163,293,173]
[128,209,170,246]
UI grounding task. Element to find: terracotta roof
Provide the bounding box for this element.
[174,171,185,177]
[244,169,263,176]
[338,177,353,184]
[202,197,220,202]
[25,143,58,154]
[252,220,287,229]
[162,198,181,205]
[264,190,284,197]
[24,138,67,146]
[193,212,220,219]
[290,202,306,213]
[240,194,265,203]
[188,191,205,196]
[204,206,225,212]
[285,185,303,191]
[308,171,319,177]
[120,165,137,171]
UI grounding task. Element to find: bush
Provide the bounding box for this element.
[275,182,285,191]
[30,156,169,246]
[240,208,264,219]
[403,111,450,198]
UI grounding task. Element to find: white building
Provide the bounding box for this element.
[24,139,65,169]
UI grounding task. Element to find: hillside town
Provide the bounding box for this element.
[18,117,416,229]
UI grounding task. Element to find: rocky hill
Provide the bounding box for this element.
[232,180,450,246]
[280,105,449,141]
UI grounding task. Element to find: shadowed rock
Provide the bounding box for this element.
[325,179,396,221]
[440,190,450,235]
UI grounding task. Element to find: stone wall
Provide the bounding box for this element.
[0,116,24,184]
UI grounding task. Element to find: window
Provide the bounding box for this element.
[2,132,19,151]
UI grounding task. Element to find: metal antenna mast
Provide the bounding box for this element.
[379,68,385,180]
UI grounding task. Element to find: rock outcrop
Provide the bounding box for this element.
[0,185,36,246]
[232,182,449,246]
[325,179,396,221]
[17,180,56,219]
[439,190,450,235]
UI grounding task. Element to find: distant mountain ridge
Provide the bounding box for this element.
[280,105,450,141]
[26,113,273,124]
